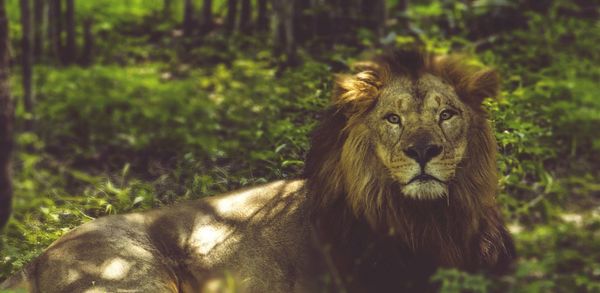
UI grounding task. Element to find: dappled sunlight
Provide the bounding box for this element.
[123,243,155,260]
[559,213,583,226]
[100,257,132,280]
[184,180,303,263]
[191,224,235,256]
[123,213,149,225]
[213,189,263,217]
[202,275,237,293]
[209,180,304,220]
[508,223,523,234]
[83,287,107,293]
[66,268,81,284]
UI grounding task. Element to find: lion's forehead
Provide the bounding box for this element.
[378,74,461,116]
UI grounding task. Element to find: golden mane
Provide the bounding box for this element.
[303,50,514,274]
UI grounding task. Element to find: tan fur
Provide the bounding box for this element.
[1,50,514,293]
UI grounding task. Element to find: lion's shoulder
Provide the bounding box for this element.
[177,179,310,259]
[200,179,307,220]
[176,179,316,291]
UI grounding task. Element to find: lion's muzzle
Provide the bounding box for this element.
[403,143,443,167]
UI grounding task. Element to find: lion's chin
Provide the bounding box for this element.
[401,180,448,200]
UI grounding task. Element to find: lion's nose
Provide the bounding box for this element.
[403,144,442,166]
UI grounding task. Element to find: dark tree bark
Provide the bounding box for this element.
[163,0,172,19]
[46,0,54,57]
[33,0,43,59]
[396,0,408,11]
[80,18,93,66]
[340,0,359,18]
[272,0,297,66]
[374,0,386,40]
[238,0,251,33]
[225,0,237,33]
[49,0,63,63]
[294,0,312,46]
[0,0,14,230]
[395,0,409,29]
[200,0,213,32]
[65,0,75,64]
[360,0,386,40]
[20,0,34,129]
[183,0,195,36]
[256,0,268,31]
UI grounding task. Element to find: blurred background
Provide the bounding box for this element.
[0,0,598,291]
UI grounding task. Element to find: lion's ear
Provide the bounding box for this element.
[332,69,381,116]
[466,69,500,105]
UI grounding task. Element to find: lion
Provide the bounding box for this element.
[1,50,515,292]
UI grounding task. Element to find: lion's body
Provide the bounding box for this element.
[3,180,328,292]
[2,50,515,292]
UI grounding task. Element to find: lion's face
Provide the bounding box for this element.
[364,74,471,200]
[308,50,500,217]
[306,51,510,265]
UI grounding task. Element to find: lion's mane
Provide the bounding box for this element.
[303,50,514,285]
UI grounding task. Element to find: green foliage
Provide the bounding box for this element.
[77,0,165,23]
[427,1,600,292]
[432,269,491,293]
[397,1,600,292]
[1,36,333,279]
[2,0,600,291]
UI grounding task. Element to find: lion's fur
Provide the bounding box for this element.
[304,51,514,284]
[1,50,514,293]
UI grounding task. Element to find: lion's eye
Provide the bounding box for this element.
[384,114,401,125]
[439,110,456,121]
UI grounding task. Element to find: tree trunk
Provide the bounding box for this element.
[33,0,43,59]
[80,18,93,66]
[183,0,195,36]
[395,0,409,30]
[0,0,14,230]
[200,0,213,32]
[163,0,172,19]
[374,0,386,40]
[360,0,386,40]
[256,0,268,31]
[396,0,408,11]
[20,0,34,130]
[294,0,310,45]
[225,0,237,33]
[65,0,75,64]
[49,0,62,63]
[271,0,297,66]
[283,1,296,64]
[47,0,54,59]
[238,0,251,33]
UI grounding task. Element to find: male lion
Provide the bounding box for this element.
[1,50,515,292]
